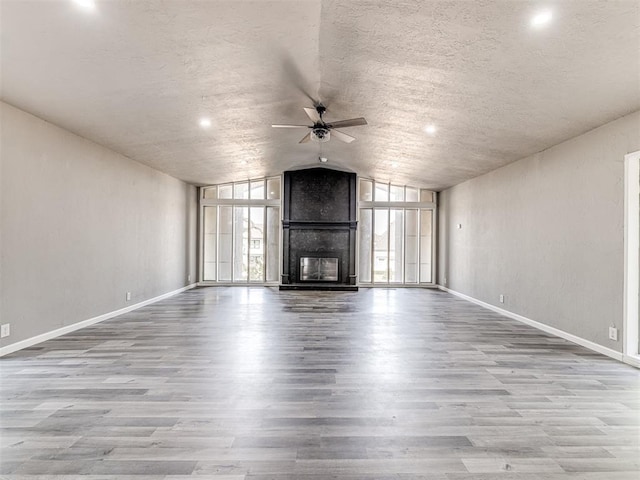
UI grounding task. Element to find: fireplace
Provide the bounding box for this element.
[280,168,358,290]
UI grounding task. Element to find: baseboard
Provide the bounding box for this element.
[0,283,198,357]
[622,354,640,368]
[437,285,631,366]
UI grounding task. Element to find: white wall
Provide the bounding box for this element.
[438,110,640,351]
[0,102,197,350]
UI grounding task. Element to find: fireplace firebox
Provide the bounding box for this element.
[299,257,339,282]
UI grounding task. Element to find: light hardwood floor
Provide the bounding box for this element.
[1,287,639,479]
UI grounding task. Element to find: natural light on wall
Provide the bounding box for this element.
[358,178,436,285]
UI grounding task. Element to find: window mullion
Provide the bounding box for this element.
[386,207,390,285]
[247,207,251,284]
[417,209,422,283]
[263,206,267,283]
[371,208,375,284]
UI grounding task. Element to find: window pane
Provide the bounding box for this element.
[404,209,418,283]
[234,182,249,199]
[358,209,372,283]
[203,207,217,280]
[266,206,280,282]
[218,184,232,199]
[420,209,433,283]
[250,180,265,199]
[390,185,404,202]
[420,189,434,203]
[218,206,233,281]
[359,179,373,201]
[375,183,389,202]
[373,209,389,282]
[389,209,404,282]
[249,207,264,282]
[406,187,419,202]
[267,177,281,199]
[233,206,249,281]
[203,186,217,199]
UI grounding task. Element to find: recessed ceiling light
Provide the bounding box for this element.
[531,10,552,27]
[391,162,398,168]
[199,118,211,128]
[319,157,328,163]
[73,0,96,9]
[424,125,437,135]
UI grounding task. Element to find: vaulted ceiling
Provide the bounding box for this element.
[2,1,638,190]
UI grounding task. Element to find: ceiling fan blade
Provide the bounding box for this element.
[331,129,356,144]
[272,124,310,128]
[303,107,321,123]
[279,52,318,104]
[326,117,368,129]
[299,132,312,143]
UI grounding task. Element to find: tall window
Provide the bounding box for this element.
[358,178,436,285]
[201,177,281,283]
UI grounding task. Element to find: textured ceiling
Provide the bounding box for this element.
[1,0,639,190]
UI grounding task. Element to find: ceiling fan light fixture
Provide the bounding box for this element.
[311,128,330,143]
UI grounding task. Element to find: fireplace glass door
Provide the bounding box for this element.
[300,257,339,282]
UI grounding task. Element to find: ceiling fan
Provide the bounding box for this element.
[272,104,367,144]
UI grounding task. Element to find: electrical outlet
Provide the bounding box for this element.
[499,294,504,303]
[457,223,462,229]
[1,323,10,338]
[126,292,131,301]
[608,326,618,341]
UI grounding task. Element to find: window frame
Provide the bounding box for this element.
[199,176,282,285]
[357,178,437,286]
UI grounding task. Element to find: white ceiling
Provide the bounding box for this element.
[2,0,639,190]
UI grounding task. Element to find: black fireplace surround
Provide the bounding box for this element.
[280,168,358,290]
